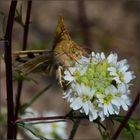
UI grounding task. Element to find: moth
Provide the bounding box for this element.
[13,16,87,86]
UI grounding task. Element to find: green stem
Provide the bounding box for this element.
[98,124,104,139]
[112,92,140,139]
[96,120,110,140]
[69,119,80,139]
[27,84,51,107]
[19,84,51,113]
[17,123,48,140]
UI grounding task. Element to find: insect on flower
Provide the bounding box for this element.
[12,16,87,86]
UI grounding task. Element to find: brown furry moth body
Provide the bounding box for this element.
[13,16,86,85]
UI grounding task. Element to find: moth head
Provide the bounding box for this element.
[70,42,86,57]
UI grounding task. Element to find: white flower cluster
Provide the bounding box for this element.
[22,108,67,139]
[63,52,135,121]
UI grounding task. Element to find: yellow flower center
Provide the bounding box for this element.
[103,94,113,104]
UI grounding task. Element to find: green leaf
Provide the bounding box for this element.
[16,121,25,127]
[15,4,24,27]
[17,122,48,140]
[111,115,140,139]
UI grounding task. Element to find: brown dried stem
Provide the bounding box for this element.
[15,0,32,121]
[4,0,17,139]
[111,92,140,139]
[15,1,32,137]
[15,115,88,123]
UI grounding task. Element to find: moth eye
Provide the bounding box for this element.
[71,47,77,53]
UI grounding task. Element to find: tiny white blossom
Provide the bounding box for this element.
[69,83,95,116]
[63,51,135,122]
[22,109,67,139]
[96,85,119,117]
[21,107,39,118]
[97,84,131,117]
[114,84,131,111]
[107,53,118,65]
[41,112,67,139]
[91,52,105,63]
[63,67,76,83]
[63,58,88,84]
[108,58,135,84]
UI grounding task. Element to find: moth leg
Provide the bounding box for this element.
[56,65,63,87]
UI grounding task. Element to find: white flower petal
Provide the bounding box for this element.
[117,59,128,69]
[64,75,74,82]
[89,110,98,121]
[98,111,105,121]
[108,104,114,114]
[101,52,105,59]
[108,67,116,74]
[124,71,135,83]
[107,53,118,64]
[70,98,82,110]
[121,102,128,111]
[83,102,89,115]
[104,105,108,116]
[112,99,120,106]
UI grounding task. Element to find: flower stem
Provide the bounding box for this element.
[4,0,17,139]
[15,0,32,119]
[111,92,140,139]
[27,84,51,107]
[69,119,80,139]
[23,0,32,50]
[15,115,87,123]
[15,1,32,137]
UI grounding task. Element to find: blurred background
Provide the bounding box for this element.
[0,0,140,139]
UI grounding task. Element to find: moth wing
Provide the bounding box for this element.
[52,16,71,50]
[13,51,54,75]
[12,50,48,63]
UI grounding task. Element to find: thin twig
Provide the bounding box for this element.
[4,0,17,139]
[15,0,32,120]
[15,81,23,120]
[111,92,140,139]
[15,115,88,123]
[27,84,51,107]
[15,1,32,137]
[69,119,80,140]
[77,0,92,48]
[23,0,32,50]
